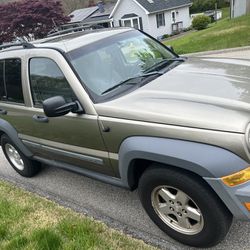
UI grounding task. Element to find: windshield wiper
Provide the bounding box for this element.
[101,71,162,95]
[145,57,185,73]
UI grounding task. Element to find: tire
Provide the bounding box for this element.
[1,134,41,177]
[138,166,232,248]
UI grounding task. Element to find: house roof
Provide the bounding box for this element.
[69,3,115,25]
[136,0,192,13]
[69,6,98,23]
[83,14,110,24]
[90,2,115,17]
[110,0,192,17]
[121,13,138,19]
[83,2,116,24]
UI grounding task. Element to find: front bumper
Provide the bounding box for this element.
[204,178,250,220]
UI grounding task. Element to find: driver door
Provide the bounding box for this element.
[16,56,113,176]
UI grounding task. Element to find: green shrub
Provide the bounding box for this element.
[162,34,170,39]
[192,15,211,30]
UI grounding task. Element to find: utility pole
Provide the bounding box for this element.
[215,2,218,23]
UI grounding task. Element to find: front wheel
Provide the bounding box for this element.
[138,166,232,248]
[1,135,41,177]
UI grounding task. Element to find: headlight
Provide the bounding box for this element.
[222,167,250,187]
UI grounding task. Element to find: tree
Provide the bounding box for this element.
[190,0,229,14]
[0,0,70,43]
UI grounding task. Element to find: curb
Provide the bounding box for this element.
[182,46,250,57]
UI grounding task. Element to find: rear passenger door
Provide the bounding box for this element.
[0,57,27,125]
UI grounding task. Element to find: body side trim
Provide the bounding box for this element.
[34,156,125,188]
[19,134,118,159]
[23,140,104,165]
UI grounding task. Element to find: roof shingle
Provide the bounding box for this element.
[136,0,192,13]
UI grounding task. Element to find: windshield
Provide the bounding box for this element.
[67,30,177,101]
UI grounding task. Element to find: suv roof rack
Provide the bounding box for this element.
[47,24,104,38]
[0,42,35,51]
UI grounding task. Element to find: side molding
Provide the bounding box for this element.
[0,119,33,157]
[118,137,249,189]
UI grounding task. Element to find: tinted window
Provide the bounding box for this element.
[0,61,4,100]
[29,58,76,106]
[4,59,24,103]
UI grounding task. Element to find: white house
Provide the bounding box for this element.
[110,0,192,38]
[230,0,250,18]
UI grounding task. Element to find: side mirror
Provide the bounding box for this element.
[42,96,84,117]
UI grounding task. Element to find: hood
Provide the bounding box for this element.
[95,57,250,133]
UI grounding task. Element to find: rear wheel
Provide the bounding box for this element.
[138,166,232,248]
[1,135,41,177]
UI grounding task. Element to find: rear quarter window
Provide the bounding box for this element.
[0,58,24,104]
[0,61,4,100]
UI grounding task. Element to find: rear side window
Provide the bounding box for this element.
[0,61,4,100]
[29,58,76,107]
[0,58,24,103]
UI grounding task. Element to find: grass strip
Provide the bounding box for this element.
[164,8,250,54]
[0,180,157,250]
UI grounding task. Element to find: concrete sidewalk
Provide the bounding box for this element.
[184,46,250,59]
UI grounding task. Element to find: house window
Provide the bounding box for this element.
[156,12,165,28]
[124,19,131,27]
[172,11,176,22]
[133,18,139,29]
[120,17,141,30]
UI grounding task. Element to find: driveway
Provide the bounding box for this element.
[1,47,250,250]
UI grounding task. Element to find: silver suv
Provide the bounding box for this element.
[0,28,250,248]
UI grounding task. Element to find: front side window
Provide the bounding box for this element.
[156,12,165,28]
[68,30,176,100]
[0,58,24,103]
[29,58,76,107]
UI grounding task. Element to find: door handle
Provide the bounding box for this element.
[0,109,7,115]
[32,114,49,123]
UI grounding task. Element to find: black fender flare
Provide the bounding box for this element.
[118,137,249,189]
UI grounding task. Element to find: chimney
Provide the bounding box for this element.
[97,1,105,13]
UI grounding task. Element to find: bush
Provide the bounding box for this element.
[192,15,211,30]
[183,26,193,32]
[162,34,170,39]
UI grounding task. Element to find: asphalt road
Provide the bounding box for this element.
[0,150,250,250]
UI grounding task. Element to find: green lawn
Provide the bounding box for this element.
[164,9,250,54]
[0,181,156,250]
